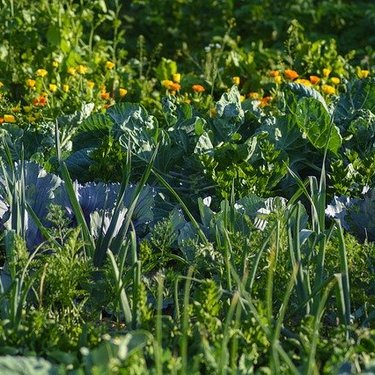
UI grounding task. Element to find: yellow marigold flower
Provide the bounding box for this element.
[248,92,260,100]
[192,84,205,93]
[119,88,128,97]
[232,76,240,85]
[309,75,320,85]
[67,67,76,75]
[330,77,340,85]
[26,79,36,88]
[49,83,58,92]
[358,69,369,79]
[87,80,95,89]
[23,106,32,113]
[269,70,280,77]
[240,95,245,102]
[284,69,299,80]
[295,78,312,87]
[161,80,174,89]
[274,75,282,84]
[52,60,59,68]
[172,73,181,83]
[77,65,88,74]
[105,61,115,70]
[322,84,336,95]
[322,68,331,78]
[36,69,48,78]
[4,114,16,123]
[62,84,69,92]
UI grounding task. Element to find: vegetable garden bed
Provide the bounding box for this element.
[0,1,375,373]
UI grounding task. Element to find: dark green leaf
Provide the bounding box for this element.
[295,97,342,154]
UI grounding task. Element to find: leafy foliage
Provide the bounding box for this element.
[1,1,375,372]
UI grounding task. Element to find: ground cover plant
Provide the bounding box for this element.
[1,0,375,374]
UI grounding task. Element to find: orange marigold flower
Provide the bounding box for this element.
[168,82,181,91]
[322,84,336,95]
[33,95,48,107]
[284,69,299,80]
[269,70,280,77]
[309,75,320,85]
[4,114,16,123]
[259,96,272,108]
[192,84,205,93]
[101,91,110,100]
[0,117,4,124]
[39,96,47,106]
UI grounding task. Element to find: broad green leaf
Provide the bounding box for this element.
[287,82,329,113]
[334,78,375,126]
[46,24,61,47]
[213,85,244,141]
[0,356,59,375]
[257,115,306,155]
[194,132,214,154]
[98,0,107,12]
[295,97,342,154]
[73,112,112,151]
[65,148,93,181]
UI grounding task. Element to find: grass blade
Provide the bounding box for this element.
[107,249,132,327]
[59,161,95,258]
[152,169,209,245]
